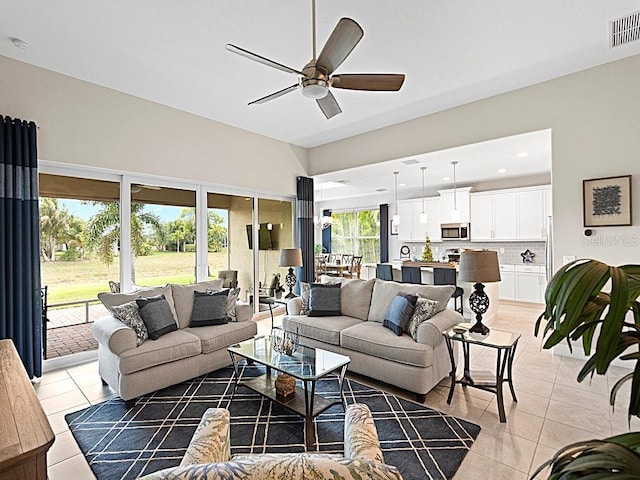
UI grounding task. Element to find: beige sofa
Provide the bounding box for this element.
[139,403,402,480]
[93,281,257,407]
[282,277,462,402]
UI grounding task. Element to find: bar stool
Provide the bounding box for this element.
[401,266,422,284]
[434,267,464,314]
[376,264,393,281]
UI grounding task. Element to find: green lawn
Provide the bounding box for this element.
[41,250,229,305]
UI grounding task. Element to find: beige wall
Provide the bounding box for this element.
[0,56,308,195]
[309,54,640,269]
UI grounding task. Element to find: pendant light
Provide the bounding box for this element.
[392,171,400,225]
[419,166,428,224]
[313,183,333,229]
[451,161,460,221]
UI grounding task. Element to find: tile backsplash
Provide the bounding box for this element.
[401,240,547,266]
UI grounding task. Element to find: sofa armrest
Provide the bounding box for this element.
[344,403,384,464]
[234,302,253,322]
[180,408,230,466]
[286,297,303,315]
[92,315,137,355]
[416,309,463,348]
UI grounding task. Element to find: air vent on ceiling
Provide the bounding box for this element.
[610,11,640,48]
[402,159,419,165]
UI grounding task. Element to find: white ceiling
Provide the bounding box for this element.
[2,1,640,149]
[315,129,552,202]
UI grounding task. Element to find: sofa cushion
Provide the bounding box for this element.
[137,294,179,340]
[190,290,229,327]
[119,329,202,375]
[98,285,178,323]
[340,322,433,368]
[185,321,258,354]
[282,315,363,346]
[171,280,224,329]
[308,283,341,317]
[320,277,375,321]
[383,293,418,336]
[368,279,455,323]
[110,301,148,346]
[407,298,440,341]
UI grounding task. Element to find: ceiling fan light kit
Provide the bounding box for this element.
[226,0,405,119]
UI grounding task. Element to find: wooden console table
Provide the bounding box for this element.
[0,339,55,480]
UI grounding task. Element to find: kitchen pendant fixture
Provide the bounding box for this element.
[419,166,428,224]
[392,171,400,226]
[314,183,333,229]
[451,161,460,221]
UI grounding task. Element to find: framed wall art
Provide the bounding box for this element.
[583,175,632,227]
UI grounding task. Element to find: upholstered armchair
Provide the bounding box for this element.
[139,403,403,479]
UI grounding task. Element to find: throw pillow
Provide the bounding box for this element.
[308,283,341,317]
[190,290,229,327]
[300,282,310,315]
[111,301,148,347]
[225,287,241,321]
[136,294,178,340]
[383,293,418,336]
[407,298,439,341]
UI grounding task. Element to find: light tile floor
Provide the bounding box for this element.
[39,303,639,479]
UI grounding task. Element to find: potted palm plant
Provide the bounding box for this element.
[532,259,640,478]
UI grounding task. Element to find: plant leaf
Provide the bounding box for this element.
[594,266,629,373]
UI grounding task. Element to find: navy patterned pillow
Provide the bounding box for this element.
[383,293,418,336]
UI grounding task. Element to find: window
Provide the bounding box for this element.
[331,209,380,263]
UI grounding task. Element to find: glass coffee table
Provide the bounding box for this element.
[227,336,350,448]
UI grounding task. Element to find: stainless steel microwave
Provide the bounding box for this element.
[441,223,470,240]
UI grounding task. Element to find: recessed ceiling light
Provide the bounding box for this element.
[517,152,528,158]
[497,168,507,174]
[402,159,419,165]
[10,37,30,50]
[399,183,406,187]
[443,176,451,181]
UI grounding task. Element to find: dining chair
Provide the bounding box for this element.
[341,253,354,265]
[434,267,464,314]
[401,265,422,284]
[315,255,328,281]
[344,255,362,278]
[327,253,337,264]
[376,263,393,281]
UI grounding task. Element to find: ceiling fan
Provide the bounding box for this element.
[225,0,405,119]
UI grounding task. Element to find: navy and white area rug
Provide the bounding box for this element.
[66,365,480,479]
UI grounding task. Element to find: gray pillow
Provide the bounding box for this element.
[190,290,229,327]
[111,301,148,347]
[383,293,418,336]
[308,283,341,317]
[225,287,241,321]
[136,294,178,340]
[407,298,439,341]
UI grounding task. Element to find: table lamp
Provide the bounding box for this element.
[459,249,501,335]
[279,248,303,298]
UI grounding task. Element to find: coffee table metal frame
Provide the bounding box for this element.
[228,336,350,448]
[443,325,520,422]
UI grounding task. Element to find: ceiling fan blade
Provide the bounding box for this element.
[316,18,364,75]
[316,91,342,119]
[248,84,299,105]
[226,44,305,76]
[331,74,405,91]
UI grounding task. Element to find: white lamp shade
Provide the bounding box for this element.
[279,248,303,267]
[419,212,428,224]
[392,214,400,225]
[459,250,501,283]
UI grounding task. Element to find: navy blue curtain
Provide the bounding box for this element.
[380,204,389,263]
[321,209,332,253]
[296,176,315,284]
[0,115,42,378]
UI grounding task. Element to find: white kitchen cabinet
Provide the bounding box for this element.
[470,185,550,242]
[426,198,442,242]
[398,201,416,241]
[514,264,547,303]
[470,192,516,240]
[398,198,440,242]
[498,264,515,301]
[517,189,546,240]
[439,187,471,223]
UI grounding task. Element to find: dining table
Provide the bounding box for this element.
[324,262,350,276]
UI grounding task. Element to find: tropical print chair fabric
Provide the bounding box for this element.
[180,408,230,466]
